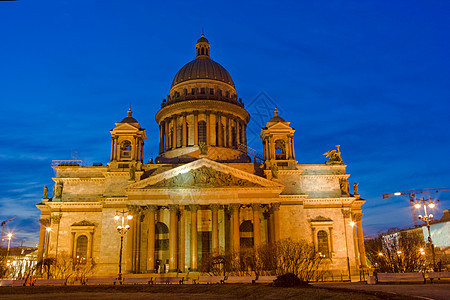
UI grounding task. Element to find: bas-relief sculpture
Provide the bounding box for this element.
[148,166,261,188]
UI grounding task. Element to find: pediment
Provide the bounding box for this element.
[71,220,96,226]
[111,122,141,132]
[266,122,294,131]
[125,158,284,190]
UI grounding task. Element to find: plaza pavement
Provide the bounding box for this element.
[315,282,450,300]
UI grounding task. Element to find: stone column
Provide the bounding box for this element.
[146,205,157,272]
[182,113,187,147]
[110,138,115,161]
[178,205,185,272]
[236,119,241,145]
[217,113,223,147]
[269,209,274,244]
[169,205,178,272]
[37,221,47,262]
[206,111,211,145]
[190,205,199,270]
[194,112,199,145]
[291,137,295,159]
[159,122,164,154]
[211,204,219,254]
[231,204,240,253]
[272,203,281,242]
[88,232,94,260]
[355,213,367,266]
[125,208,135,273]
[165,119,169,151]
[226,115,231,147]
[70,232,76,260]
[252,203,261,248]
[243,124,247,145]
[115,137,120,161]
[172,115,178,149]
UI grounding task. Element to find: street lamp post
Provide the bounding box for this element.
[6,233,12,257]
[114,210,133,281]
[414,198,437,271]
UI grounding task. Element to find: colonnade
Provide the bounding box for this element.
[125,203,281,274]
[158,111,247,153]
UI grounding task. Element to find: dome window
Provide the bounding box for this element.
[209,88,214,95]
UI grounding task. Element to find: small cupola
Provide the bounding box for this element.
[195,34,210,59]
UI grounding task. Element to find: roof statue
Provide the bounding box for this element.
[323,145,344,165]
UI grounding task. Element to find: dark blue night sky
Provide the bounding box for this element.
[1,1,450,246]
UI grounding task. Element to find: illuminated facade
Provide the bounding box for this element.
[36,35,366,277]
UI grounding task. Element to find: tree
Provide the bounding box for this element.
[365,229,426,273]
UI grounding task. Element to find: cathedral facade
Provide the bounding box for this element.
[36,35,366,277]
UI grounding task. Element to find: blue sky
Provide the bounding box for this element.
[1,1,450,246]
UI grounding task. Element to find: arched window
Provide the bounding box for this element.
[76,235,88,263]
[201,48,204,55]
[317,230,329,258]
[198,120,207,144]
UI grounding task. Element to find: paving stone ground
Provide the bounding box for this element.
[315,282,450,300]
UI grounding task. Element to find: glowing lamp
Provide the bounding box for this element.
[349,221,355,227]
[46,227,51,232]
[127,215,133,220]
[394,192,402,196]
[414,203,421,209]
[429,214,434,219]
[428,202,435,209]
[114,215,120,221]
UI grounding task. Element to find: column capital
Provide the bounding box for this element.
[209,204,220,211]
[39,218,51,227]
[168,204,178,213]
[189,204,200,212]
[341,208,351,218]
[251,203,262,211]
[271,202,281,211]
[354,213,363,221]
[230,203,240,212]
[146,205,158,213]
[193,110,199,116]
[181,112,187,117]
[51,215,62,224]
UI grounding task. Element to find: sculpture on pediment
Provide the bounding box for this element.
[43,185,49,199]
[340,178,349,196]
[148,166,260,188]
[323,145,344,165]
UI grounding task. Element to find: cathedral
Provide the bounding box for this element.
[36,35,366,277]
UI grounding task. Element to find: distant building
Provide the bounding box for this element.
[36,35,366,277]
[2,247,37,278]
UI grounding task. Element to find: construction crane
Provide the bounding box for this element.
[383,188,450,227]
[1,216,17,248]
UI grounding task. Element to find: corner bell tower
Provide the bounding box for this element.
[109,108,146,170]
[261,108,297,170]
